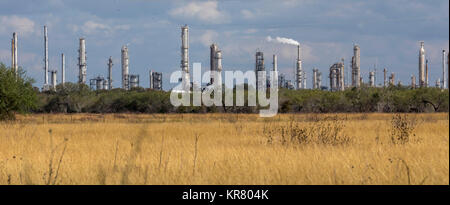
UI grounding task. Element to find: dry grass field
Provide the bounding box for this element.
[0,113,448,185]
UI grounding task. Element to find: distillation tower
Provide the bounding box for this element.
[352,45,361,87]
[419,41,426,87]
[181,25,190,90]
[78,38,87,84]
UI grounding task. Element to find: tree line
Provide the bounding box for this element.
[1,63,448,120]
[36,83,449,114]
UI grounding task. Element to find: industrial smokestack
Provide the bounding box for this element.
[108,56,113,90]
[411,75,416,89]
[209,43,222,85]
[312,68,318,89]
[329,64,337,91]
[11,32,18,75]
[296,44,303,89]
[442,50,446,89]
[44,26,49,87]
[255,51,265,89]
[78,38,87,84]
[369,71,375,87]
[419,41,425,87]
[149,70,153,89]
[210,44,217,72]
[383,68,387,87]
[425,59,429,87]
[181,25,190,90]
[272,55,277,72]
[61,53,65,85]
[215,50,222,73]
[11,35,14,71]
[352,45,361,87]
[121,45,129,90]
[339,59,345,91]
[50,70,57,90]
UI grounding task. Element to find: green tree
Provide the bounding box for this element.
[0,63,37,120]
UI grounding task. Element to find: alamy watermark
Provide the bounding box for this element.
[170,63,279,117]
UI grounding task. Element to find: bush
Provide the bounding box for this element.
[389,114,417,144]
[0,63,37,120]
[263,115,351,146]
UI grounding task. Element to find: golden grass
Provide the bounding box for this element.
[0,113,448,185]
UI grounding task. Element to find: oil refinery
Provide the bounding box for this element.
[4,24,449,92]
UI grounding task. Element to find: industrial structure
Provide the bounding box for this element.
[352,45,361,87]
[5,23,450,93]
[255,51,265,89]
[43,26,50,91]
[339,58,345,90]
[150,70,163,90]
[78,38,87,84]
[119,45,140,90]
[435,78,441,88]
[129,74,139,88]
[181,25,190,91]
[50,70,57,90]
[296,45,303,89]
[312,68,320,89]
[442,50,446,89]
[103,79,109,90]
[329,62,345,91]
[426,59,429,87]
[61,53,65,85]
[369,71,375,87]
[278,73,286,89]
[317,71,322,89]
[419,41,426,87]
[121,45,129,90]
[272,55,278,72]
[107,56,113,90]
[11,32,18,75]
[389,73,395,86]
[272,54,278,88]
[209,43,223,85]
[90,76,105,91]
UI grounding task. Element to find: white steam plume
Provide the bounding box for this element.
[266,36,299,46]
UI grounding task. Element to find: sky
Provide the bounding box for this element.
[0,0,448,90]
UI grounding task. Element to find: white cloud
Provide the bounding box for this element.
[169,1,230,24]
[200,30,218,47]
[83,21,110,34]
[0,15,37,36]
[70,20,130,35]
[240,9,267,20]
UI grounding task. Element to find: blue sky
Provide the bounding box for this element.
[0,0,448,89]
